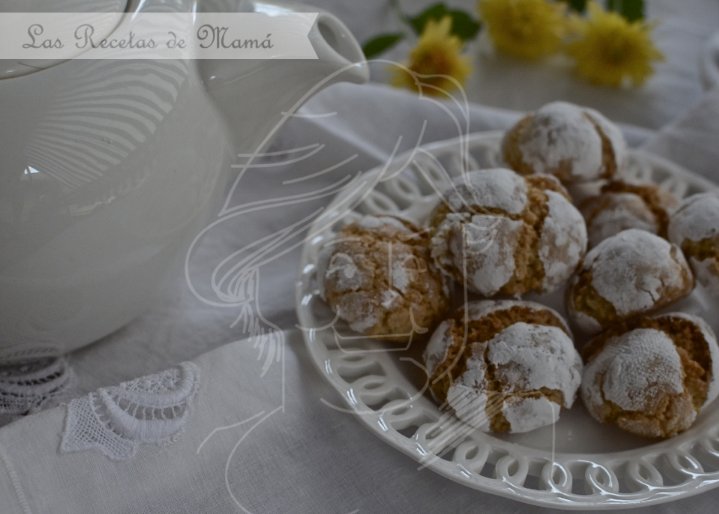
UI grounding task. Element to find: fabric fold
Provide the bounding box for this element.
[642,87,719,180]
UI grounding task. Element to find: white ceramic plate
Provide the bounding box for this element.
[296,132,719,510]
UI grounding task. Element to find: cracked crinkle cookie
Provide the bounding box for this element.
[567,229,694,333]
[502,101,626,184]
[318,215,448,342]
[581,180,678,247]
[668,192,719,296]
[429,168,587,297]
[423,300,582,434]
[581,312,719,439]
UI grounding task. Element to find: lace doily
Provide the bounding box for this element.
[0,352,75,427]
[61,362,200,461]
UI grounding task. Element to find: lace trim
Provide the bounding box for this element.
[60,362,200,461]
[0,442,32,514]
[0,354,75,427]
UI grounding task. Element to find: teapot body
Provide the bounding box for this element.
[0,0,366,359]
[0,58,233,356]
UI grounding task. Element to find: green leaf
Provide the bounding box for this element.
[606,0,645,22]
[446,10,482,41]
[407,3,447,34]
[561,0,587,13]
[406,2,481,41]
[362,33,404,59]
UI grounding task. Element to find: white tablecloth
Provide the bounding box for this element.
[2,0,719,512]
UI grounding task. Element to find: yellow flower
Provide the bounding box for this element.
[567,2,664,87]
[478,0,567,60]
[391,16,472,96]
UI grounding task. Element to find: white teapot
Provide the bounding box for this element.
[0,0,367,358]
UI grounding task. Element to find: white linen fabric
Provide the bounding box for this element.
[1,0,719,511]
[644,86,719,179]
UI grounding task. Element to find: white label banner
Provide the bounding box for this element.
[0,13,319,59]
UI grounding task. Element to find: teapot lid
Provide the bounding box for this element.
[0,0,127,11]
[0,0,128,78]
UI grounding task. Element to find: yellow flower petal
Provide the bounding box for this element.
[567,2,664,87]
[391,16,472,96]
[478,0,568,60]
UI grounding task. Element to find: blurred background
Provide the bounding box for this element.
[307,0,719,130]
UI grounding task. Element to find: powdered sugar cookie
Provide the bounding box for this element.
[581,180,678,247]
[567,229,694,333]
[581,312,719,438]
[424,300,582,434]
[668,192,719,296]
[430,168,587,297]
[502,101,626,184]
[318,215,448,342]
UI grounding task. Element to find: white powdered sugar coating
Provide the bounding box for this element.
[347,315,377,333]
[381,289,401,309]
[539,190,588,290]
[432,212,522,296]
[447,343,490,430]
[586,193,658,247]
[502,396,560,434]
[356,214,413,233]
[316,243,367,301]
[391,258,410,293]
[335,292,379,333]
[320,249,365,295]
[587,229,688,315]
[429,215,458,277]
[423,299,567,380]
[668,192,719,244]
[584,106,626,168]
[445,168,528,215]
[447,343,490,432]
[447,383,490,431]
[668,192,719,296]
[486,323,582,407]
[464,299,530,320]
[464,215,522,295]
[567,180,605,206]
[656,312,719,408]
[443,314,581,434]
[518,102,605,181]
[318,214,434,335]
[581,329,684,413]
[570,307,602,334]
[423,320,452,377]
[464,299,570,333]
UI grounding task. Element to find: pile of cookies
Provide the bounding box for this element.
[317,101,719,439]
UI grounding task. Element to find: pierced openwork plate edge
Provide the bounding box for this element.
[296,131,719,510]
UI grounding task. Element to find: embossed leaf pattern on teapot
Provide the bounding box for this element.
[0,0,367,359]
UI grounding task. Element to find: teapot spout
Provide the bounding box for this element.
[310,12,369,87]
[199,2,368,155]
